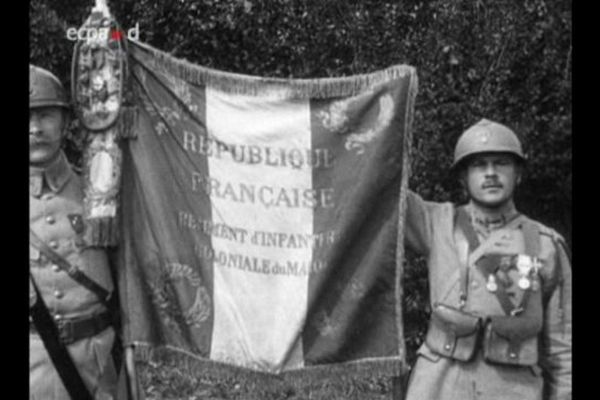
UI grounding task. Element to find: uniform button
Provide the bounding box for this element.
[45,215,56,224]
[509,352,517,359]
[51,264,60,272]
[444,344,451,351]
[53,290,64,299]
[49,240,59,249]
[471,281,479,289]
[54,314,63,321]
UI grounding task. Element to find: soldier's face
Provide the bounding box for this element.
[29,107,67,166]
[464,153,520,209]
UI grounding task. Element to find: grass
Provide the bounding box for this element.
[139,358,401,400]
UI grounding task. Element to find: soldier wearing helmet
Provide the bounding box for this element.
[29,64,120,399]
[404,119,572,400]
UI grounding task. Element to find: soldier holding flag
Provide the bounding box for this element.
[404,119,572,400]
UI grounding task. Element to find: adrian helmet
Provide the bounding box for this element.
[452,119,525,169]
[29,64,69,109]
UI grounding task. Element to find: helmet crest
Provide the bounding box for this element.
[453,119,524,168]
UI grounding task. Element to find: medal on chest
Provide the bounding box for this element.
[486,274,498,292]
[515,254,544,291]
[518,275,531,290]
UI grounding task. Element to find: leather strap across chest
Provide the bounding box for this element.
[29,228,111,305]
[30,277,94,400]
[30,227,124,371]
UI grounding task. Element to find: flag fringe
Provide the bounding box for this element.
[132,342,403,399]
[129,40,417,99]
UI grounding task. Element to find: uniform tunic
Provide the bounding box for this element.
[404,191,572,400]
[30,152,118,400]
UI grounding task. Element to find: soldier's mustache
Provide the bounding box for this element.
[482,181,502,188]
[29,138,48,145]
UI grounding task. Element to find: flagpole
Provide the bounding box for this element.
[72,1,140,398]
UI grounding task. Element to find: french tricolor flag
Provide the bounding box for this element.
[117,40,417,397]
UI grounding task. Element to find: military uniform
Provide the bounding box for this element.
[30,151,118,399]
[29,64,119,400]
[403,119,571,400]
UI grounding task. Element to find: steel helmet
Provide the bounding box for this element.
[29,64,69,109]
[452,118,525,168]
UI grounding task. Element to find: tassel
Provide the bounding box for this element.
[81,127,122,247]
[73,1,130,248]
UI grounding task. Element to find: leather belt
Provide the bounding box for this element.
[30,311,113,345]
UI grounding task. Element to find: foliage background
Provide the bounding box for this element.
[30,0,571,397]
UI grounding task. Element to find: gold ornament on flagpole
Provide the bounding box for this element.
[72,0,136,246]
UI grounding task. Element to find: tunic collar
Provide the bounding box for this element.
[29,152,73,197]
[466,200,520,236]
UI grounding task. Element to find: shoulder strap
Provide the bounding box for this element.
[456,206,487,305]
[30,276,94,400]
[30,228,111,305]
[456,206,479,250]
[553,235,570,332]
[455,207,479,307]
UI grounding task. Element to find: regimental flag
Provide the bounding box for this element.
[117,40,417,398]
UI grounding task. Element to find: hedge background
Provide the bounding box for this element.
[30,0,571,390]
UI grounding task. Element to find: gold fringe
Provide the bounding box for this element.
[128,40,417,100]
[132,342,402,399]
[85,216,120,247]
